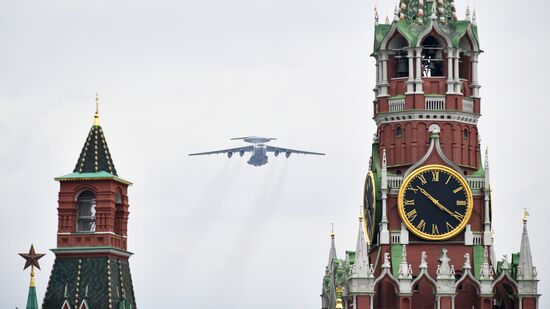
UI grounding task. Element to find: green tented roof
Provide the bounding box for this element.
[374,19,479,52]
[73,125,118,175]
[43,257,136,309]
[54,171,132,185]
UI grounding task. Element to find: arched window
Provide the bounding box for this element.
[115,191,124,236]
[77,191,96,232]
[396,126,403,138]
[388,34,409,78]
[463,128,469,139]
[421,36,444,77]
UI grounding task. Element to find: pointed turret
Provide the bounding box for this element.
[398,245,412,279]
[518,210,537,280]
[25,269,39,309]
[483,148,492,245]
[73,94,118,176]
[326,227,338,309]
[18,245,44,309]
[351,215,370,278]
[328,226,337,269]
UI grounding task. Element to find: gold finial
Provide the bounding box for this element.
[335,286,344,309]
[94,92,100,126]
[30,266,36,288]
[359,206,364,222]
[330,223,335,238]
[523,208,529,223]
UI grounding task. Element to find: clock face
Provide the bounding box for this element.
[363,171,376,244]
[398,165,473,240]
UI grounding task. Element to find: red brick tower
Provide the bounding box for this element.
[321,1,540,309]
[42,99,136,309]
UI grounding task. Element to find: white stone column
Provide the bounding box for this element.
[446,48,455,94]
[374,59,380,97]
[471,52,481,98]
[454,49,462,94]
[483,150,492,246]
[415,47,423,93]
[380,149,390,244]
[379,52,389,97]
[406,48,415,94]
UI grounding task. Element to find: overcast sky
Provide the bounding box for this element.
[0,0,548,308]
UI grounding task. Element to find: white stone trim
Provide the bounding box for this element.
[374,110,480,126]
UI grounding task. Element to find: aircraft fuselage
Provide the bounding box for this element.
[247,144,268,166]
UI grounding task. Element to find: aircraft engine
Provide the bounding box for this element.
[239,150,245,157]
[227,152,233,158]
[285,151,291,158]
[274,149,280,157]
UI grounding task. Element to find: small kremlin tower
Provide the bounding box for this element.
[42,96,137,309]
[321,1,540,308]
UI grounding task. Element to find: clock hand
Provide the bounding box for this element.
[416,186,462,221]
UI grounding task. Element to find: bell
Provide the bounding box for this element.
[397,59,409,75]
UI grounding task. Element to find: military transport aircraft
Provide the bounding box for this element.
[189,136,325,166]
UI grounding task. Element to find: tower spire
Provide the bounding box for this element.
[94,93,100,127]
[328,224,337,267]
[351,211,370,277]
[19,245,45,309]
[71,94,118,176]
[518,209,537,280]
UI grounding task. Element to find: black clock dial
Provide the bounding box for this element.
[398,165,473,240]
[363,171,376,243]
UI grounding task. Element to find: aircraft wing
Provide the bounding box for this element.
[266,146,325,156]
[189,146,254,156]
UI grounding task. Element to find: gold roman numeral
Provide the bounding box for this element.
[404,199,415,206]
[407,185,418,193]
[431,171,440,182]
[456,200,467,206]
[446,222,455,232]
[418,174,428,185]
[417,219,426,232]
[432,224,439,235]
[446,175,452,185]
[406,209,417,220]
[454,211,465,220]
[453,186,464,194]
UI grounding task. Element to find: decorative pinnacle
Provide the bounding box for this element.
[374,6,379,25]
[18,244,45,288]
[359,206,364,222]
[523,209,529,223]
[94,92,100,126]
[330,223,335,238]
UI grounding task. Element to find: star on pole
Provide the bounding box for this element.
[19,244,45,271]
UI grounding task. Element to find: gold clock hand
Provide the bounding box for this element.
[416,186,462,221]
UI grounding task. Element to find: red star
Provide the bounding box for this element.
[18,244,45,270]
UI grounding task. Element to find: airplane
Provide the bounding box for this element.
[189,136,325,166]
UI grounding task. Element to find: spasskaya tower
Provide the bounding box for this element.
[320,1,540,309]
